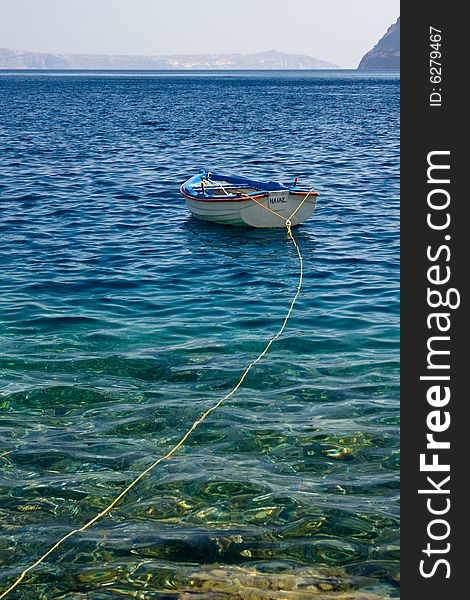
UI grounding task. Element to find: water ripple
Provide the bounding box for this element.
[0,71,399,598]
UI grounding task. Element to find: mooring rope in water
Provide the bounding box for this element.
[0,190,312,599]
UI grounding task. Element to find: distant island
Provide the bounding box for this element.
[0,48,338,70]
[358,17,400,69]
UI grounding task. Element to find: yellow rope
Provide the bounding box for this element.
[0,190,312,599]
[287,188,313,221]
[249,188,313,225]
[248,195,287,221]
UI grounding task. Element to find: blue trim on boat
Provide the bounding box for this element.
[181,170,296,200]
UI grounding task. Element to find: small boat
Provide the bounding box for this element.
[180,171,319,228]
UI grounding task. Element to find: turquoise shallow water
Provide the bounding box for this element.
[0,71,399,598]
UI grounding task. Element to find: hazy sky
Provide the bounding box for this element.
[0,0,400,68]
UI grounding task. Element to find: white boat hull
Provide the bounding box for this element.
[185,193,318,228]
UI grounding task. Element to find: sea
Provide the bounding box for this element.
[0,70,400,599]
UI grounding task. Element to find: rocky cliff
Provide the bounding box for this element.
[358,17,400,70]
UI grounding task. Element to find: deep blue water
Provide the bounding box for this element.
[0,71,399,599]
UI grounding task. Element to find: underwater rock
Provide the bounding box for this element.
[174,564,390,599]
